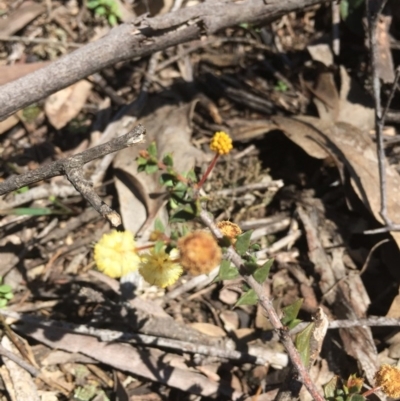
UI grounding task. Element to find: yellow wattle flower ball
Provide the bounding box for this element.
[139,247,183,288]
[94,230,140,278]
[375,364,400,398]
[210,131,233,155]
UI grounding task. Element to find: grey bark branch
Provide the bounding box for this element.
[0,125,146,225]
[0,0,327,120]
[199,209,325,401]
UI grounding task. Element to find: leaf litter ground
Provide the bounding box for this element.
[1,1,400,400]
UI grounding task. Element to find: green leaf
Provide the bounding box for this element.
[186,169,197,183]
[170,204,197,223]
[217,260,239,281]
[235,230,253,256]
[346,395,365,401]
[3,292,13,300]
[0,284,12,294]
[162,154,174,167]
[174,181,188,192]
[95,5,107,15]
[253,259,273,284]
[108,13,117,26]
[243,261,259,275]
[154,241,164,253]
[249,243,260,251]
[235,289,258,306]
[137,156,147,166]
[15,186,29,194]
[86,0,100,9]
[323,376,340,399]
[7,207,53,216]
[148,142,158,158]
[154,218,165,233]
[0,299,8,308]
[145,164,159,174]
[281,298,303,327]
[160,173,175,187]
[295,321,314,367]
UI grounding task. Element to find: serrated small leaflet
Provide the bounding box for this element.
[235,230,253,256]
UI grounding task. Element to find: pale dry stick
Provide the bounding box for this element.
[0,344,40,377]
[0,35,81,48]
[0,125,146,226]
[0,0,328,120]
[199,209,325,401]
[364,0,400,234]
[165,266,219,300]
[0,309,288,368]
[290,316,400,335]
[214,180,284,197]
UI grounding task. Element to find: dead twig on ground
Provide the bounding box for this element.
[0,0,328,120]
[365,0,400,234]
[0,125,146,226]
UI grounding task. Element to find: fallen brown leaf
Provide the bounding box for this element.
[0,62,51,86]
[44,80,92,129]
[0,2,45,36]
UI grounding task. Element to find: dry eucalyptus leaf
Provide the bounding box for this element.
[189,322,226,337]
[230,114,400,248]
[307,44,375,132]
[44,80,92,129]
[273,115,400,247]
[113,100,206,238]
[312,66,374,133]
[0,62,51,86]
[0,2,45,36]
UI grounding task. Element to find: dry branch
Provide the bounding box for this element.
[0,0,327,120]
[0,125,146,225]
[199,209,325,401]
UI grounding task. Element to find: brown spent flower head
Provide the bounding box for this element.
[375,364,400,398]
[217,221,242,244]
[178,231,222,276]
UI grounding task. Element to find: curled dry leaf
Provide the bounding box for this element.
[44,80,92,129]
